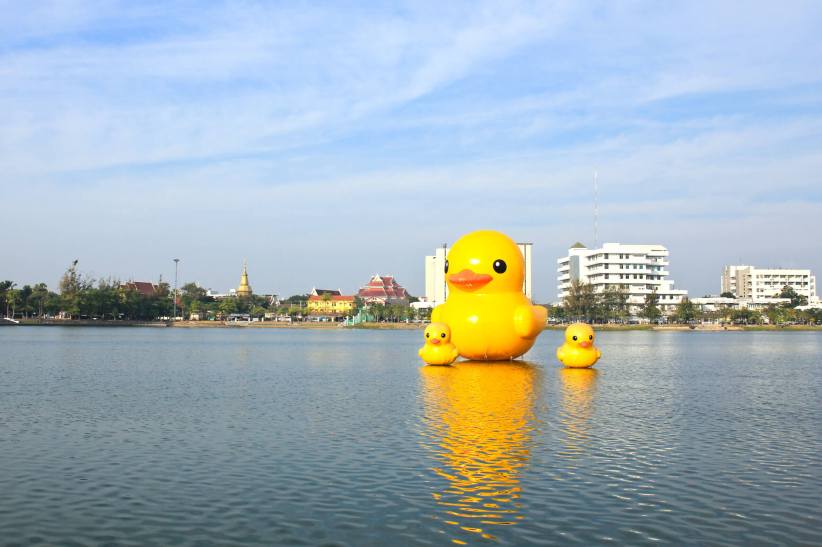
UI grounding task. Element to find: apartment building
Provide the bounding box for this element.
[557,242,688,314]
[721,265,817,302]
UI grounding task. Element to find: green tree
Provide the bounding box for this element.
[545,303,566,322]
[369,302,386,322]
[802,308,822,325]
[720,291,735,299]
[563,280,597,321]
[59,260,94,318]
[764,304,787,325]
[1,281,15,317]
[180,282,209,316]
[640,289,661,322]
[30,283,50,318]
[674,297,697,324]
[601,284,630,323]
[219,298,238,317]
[285,294,309,305]
[44,291,62,316]
[19,285,33,317]
[6,288,20,318]
[778,285,807,308]
[730,308,761,325]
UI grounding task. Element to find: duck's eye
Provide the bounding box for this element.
[444,260,449,274]
[572,335,578,341]
[425,332,430,338]
[440,332,446,338]
[493,259,507,273]
[589,335,593,340]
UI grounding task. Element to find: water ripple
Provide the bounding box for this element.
[0,327,820,545]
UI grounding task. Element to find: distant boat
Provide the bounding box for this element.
[0,318,20,326]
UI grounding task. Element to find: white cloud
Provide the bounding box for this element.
[1,1,821,299]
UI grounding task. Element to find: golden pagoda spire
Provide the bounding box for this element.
[237,259,252,298]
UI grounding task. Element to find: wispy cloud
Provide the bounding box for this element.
[2,1,821,299]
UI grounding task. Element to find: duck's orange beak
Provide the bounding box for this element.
[430,338,440,345]
[448,269,492,291]
[579,340,592,348]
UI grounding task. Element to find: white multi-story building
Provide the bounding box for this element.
[424,242,533,307]
[721,265,817,302]
[557,242,688,314]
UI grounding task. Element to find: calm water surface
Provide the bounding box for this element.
[1,327,820,546]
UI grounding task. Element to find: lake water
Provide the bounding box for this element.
[1,327,820,546]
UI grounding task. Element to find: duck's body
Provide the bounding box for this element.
[432,230,546,361]
[556,323,601,368]
[419,322,460,365]
[433,293,545,360]
[556,344,601,368]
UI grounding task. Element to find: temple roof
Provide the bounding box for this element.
[357,275,409,299]
[122,281,157,297]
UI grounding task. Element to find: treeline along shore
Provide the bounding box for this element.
[3,261,822,328]
[0,262,424,324]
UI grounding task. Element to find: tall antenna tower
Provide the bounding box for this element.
[593,170,599,248]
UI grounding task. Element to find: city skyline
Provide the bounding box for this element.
[3,2,821,300]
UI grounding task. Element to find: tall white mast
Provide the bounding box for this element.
[593,170,599,248]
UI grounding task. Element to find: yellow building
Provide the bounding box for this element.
[236,260,252,298]
[307,294,355,315]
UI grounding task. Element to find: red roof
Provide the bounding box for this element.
[357,275,409,300]
[123,281,158,297]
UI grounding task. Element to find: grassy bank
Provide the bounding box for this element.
[344,322,423,330]
[19,319,167,327]
[171,320,340,329]
[543,324,653,331]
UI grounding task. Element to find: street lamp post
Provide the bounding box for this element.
[173,258,180,321]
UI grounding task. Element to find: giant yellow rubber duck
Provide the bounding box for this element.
[419,322,460,365]
[432,230,547,360]
[556,323,601,368]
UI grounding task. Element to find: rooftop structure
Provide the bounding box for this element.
[311,288,342,297]
[557,242,688,314]
[122,281,159,297]
[358,275,409,306]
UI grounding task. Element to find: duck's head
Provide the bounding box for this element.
[445,230,524,295]
[565,322,595,348]
[424,322,452,345]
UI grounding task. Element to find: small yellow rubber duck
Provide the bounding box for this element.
[432,230,547,360]
[419,322,460,365]
[556,323,601,368]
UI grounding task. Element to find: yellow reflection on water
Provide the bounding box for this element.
[558,367,598,457]
[420,361,539,541]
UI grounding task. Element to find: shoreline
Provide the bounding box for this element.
[9,319,822,331]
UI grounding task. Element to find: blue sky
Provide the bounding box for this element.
[3,1,821,301]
